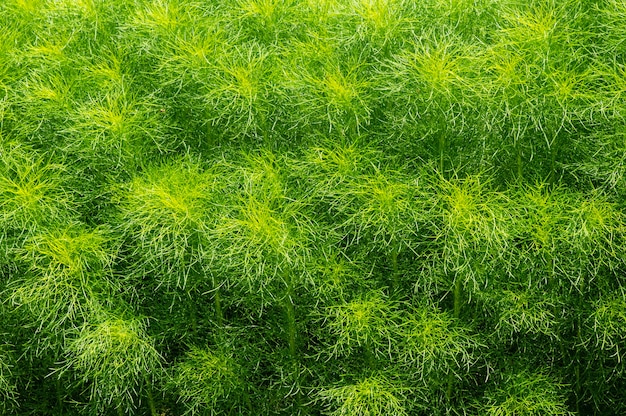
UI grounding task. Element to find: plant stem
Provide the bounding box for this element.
[214,286,224,328]
[285,295,297,361]
[448,274,463,401]
[549,144,556,184]
[259,108,273,145]
[56,377,63,411]
[243,385,253,413]
[516,144,523,180]
[446,371,455,403]
[208,274,225,340]
[438,131,446,174]
[145,376,158,416]
[283,269,298,361]
[364,338,376,370]
[188,292,198,336]
[390,247,399,293]
[575,349,581,415]
[453,275,463,319]
[574,278,584,415]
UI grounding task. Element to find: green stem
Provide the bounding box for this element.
[214,286,224,328]
[282,268,304,414]
[364,339,376,370]
[516,144,523,180]
[453,275,462,319]
[285,296,297,360]
[56,377,63,411]
[438,131,446,173]
[575,350,581,415]
[549,144,556,184]
[390,248,399,293]
[188,292,198,335]
[446,372,455,403]
[243,385,253,413]
[574,279,584,415]
[258,108,270,144]
[283,269,298,361]
[145,376,158,416]
[448,275,463,401]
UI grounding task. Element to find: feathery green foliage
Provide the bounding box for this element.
[317,373,411,416]
[0,346,17,413]
[1,0,626,414]
[168,346,247,415]
[480,368,573,416]
[63,313,162,414]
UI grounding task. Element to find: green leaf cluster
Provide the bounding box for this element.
[1,1,626,415]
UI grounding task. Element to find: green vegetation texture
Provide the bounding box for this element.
[1,0,626,415]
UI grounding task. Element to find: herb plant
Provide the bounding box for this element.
[1,1,626,415]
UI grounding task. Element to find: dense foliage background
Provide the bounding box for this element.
[1,0,626,414]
